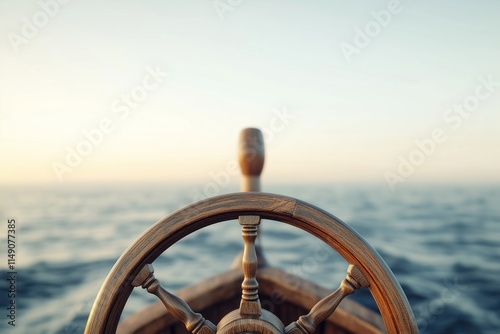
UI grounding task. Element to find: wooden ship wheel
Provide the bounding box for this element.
[85,128,418,334]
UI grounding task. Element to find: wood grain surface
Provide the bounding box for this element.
[85,192,418,333]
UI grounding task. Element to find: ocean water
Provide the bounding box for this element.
[0,183,499,334]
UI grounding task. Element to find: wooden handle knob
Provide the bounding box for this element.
[238,128,265,192]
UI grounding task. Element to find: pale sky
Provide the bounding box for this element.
[1,0,499,186]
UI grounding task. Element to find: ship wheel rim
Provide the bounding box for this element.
[85,192,418,334]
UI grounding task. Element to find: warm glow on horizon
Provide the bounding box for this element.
[1,0,499,187]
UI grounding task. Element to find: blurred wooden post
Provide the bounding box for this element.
[232,128,267,268]
[238,128,265,192]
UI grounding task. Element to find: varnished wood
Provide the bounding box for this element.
[239,215,262,317]
[131,264,216,334]
[85,192,418,333]
[117,268,244,334]
[117,267,384,334]
[234,127,268,267]
[238,128,264,192]
[217,309,285,334]
[217,215,286,334]
[285,265,369,334]
[257,268,384,334]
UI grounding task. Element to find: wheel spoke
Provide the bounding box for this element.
[239,215,262,317]
[285,264,370,334]
[86,193,418,334]
[132,264,216,334]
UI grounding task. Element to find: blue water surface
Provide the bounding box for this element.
[0,183,499,333]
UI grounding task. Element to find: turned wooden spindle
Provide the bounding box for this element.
[238,215,262,317]
[232,128,268,269]
[132,264,216,334]
[238,128,264,192]
[285,265,370,334]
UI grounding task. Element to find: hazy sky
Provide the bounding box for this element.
[1,0,499,187]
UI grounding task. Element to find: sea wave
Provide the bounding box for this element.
[0,183,499,333]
